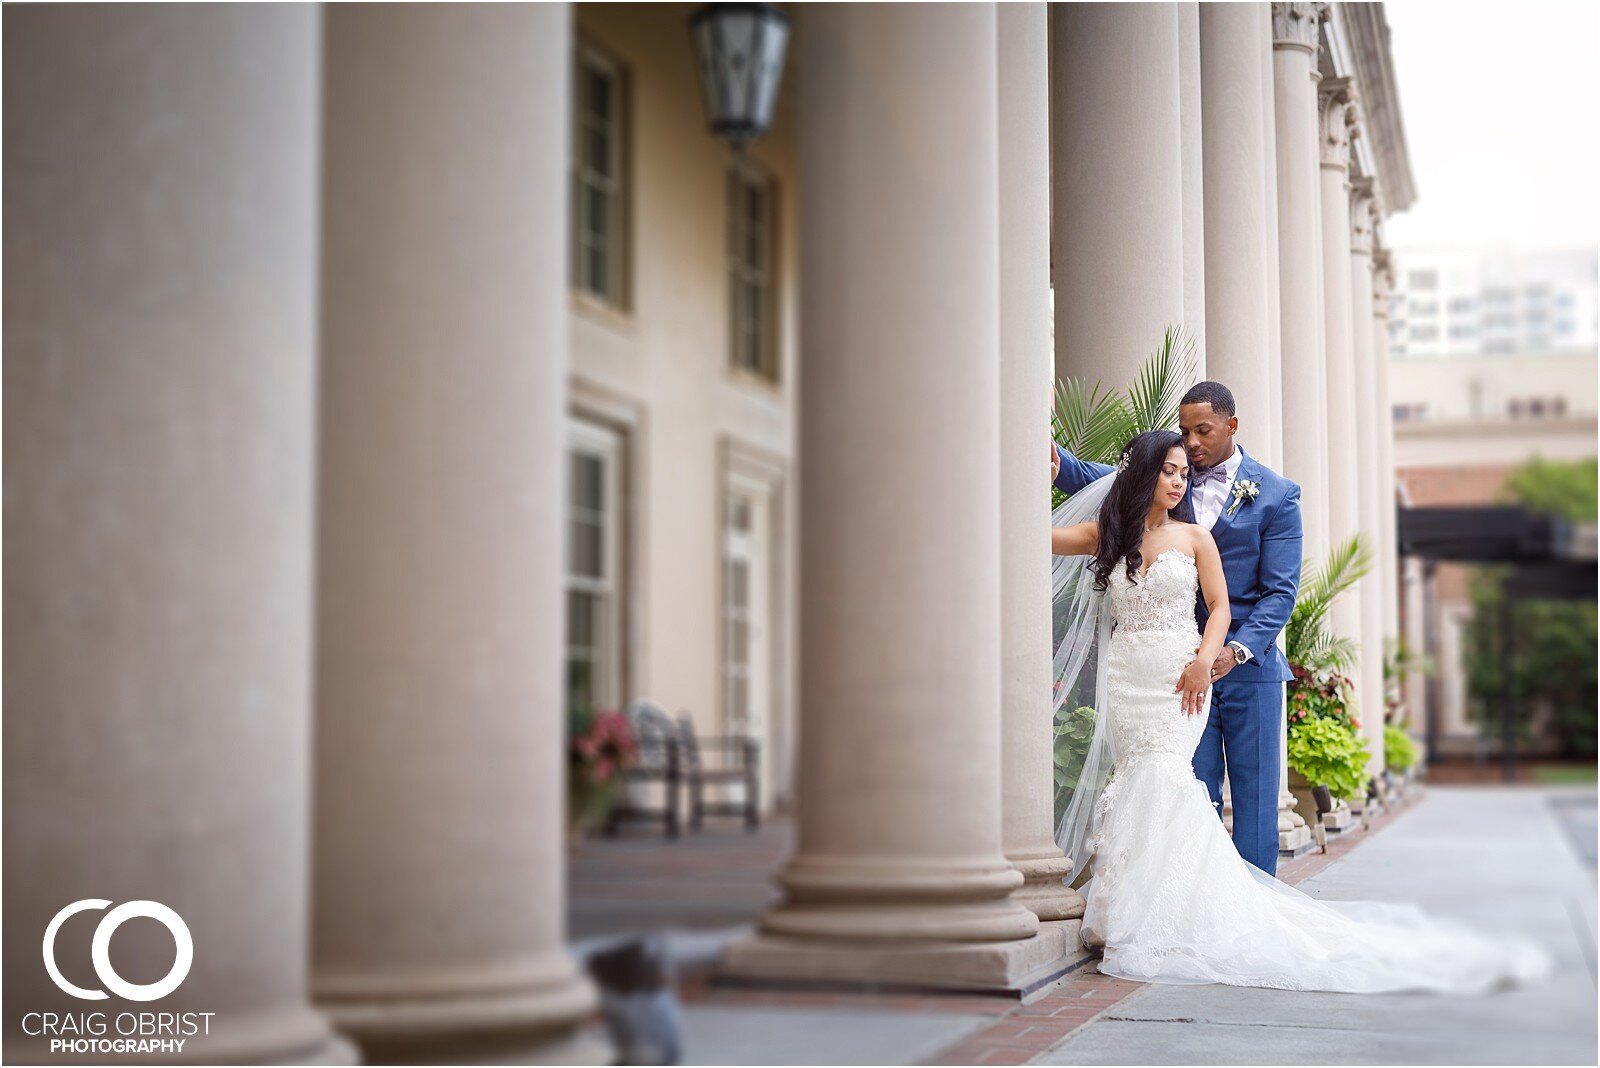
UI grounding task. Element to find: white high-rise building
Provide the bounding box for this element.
[1388,246,1598,362]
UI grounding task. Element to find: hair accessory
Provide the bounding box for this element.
[1115,453,1130,474]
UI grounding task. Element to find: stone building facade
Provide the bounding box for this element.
[4,3,1413,1062]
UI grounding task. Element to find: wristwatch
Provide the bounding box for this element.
[1227,640,1253,665]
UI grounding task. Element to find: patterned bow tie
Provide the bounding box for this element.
[1192,466,1228,488]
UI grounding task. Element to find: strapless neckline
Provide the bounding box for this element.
[1136,546,1195,581]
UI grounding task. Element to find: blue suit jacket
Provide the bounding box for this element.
[1054,443,1302,684]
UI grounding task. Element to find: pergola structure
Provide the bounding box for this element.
[1398,507,1597,778]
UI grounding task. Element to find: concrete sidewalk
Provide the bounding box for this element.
[1035,786,1597,1066]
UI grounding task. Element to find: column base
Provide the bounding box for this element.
[1278,791,1313,856]
[1322,805,1354,834]
[717,921,1084,998]
[1278,824,1315,858]
[1007,853,1086,921]
[315,957,601,1066]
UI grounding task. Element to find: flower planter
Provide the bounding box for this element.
[1287,767,1321,828]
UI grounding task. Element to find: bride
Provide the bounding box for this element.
[1049,429,1549,994]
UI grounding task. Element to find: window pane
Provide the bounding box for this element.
[731,675,748,724]
[569,517,603,578]
[586,245,607,295]
[571,454,604,510]
[586,186,609,241]
[585,126,610,178]
[568,589,595,648]
[568,658,594,709]
[744,280,762,324]
[730,558,749,605]
[584,65,611,123]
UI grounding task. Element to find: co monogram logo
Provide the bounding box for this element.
[43,900,193,1002]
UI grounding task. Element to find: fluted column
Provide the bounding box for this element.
[3,7,352,1063]
[722,4,1069,993]
[999,2,1085,926]
[1272,2,1331,560]
[310,7,598,1061]
[1349,180,1387,774]
[1052,2,1188,388]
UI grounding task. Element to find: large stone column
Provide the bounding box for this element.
[310,7,598,1061]
[1200,1,1277,456]
[1317,76,1377,772]
[3,7,352,1063]
[1272,2,1332,560]
[1372,245,1403,643]
[1180,2,1208,372]
[1402,556,1429,735]
[1203,1,1311,858]
[1258,3,1287,471]
[722,4,1070,993]
[1348,179,1387,774]
[999,2,1085,926]
[1052,2,1188,388]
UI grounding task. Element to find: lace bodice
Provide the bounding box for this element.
[1107,547,1199,638]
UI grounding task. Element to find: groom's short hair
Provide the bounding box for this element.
[1180,380,1236,417]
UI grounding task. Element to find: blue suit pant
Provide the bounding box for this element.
[1192,678,1283,875]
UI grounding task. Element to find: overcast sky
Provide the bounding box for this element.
[1380,1,1599,252]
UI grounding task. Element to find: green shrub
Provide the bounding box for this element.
[1053,704,1097,821]
[1384,724,1418,772]
[1287,715,1370,801]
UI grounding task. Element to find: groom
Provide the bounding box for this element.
[1052,381,1303,875]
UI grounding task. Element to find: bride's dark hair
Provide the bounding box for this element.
[1091,429,1195,591]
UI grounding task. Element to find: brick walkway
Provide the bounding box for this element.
[918,791,1423,1066]
[568,790,1425,1065]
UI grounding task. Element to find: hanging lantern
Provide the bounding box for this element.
[688,3,791,151]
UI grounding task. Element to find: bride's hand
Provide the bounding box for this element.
[1175,658,1210,716]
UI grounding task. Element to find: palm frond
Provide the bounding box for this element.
[1053,377,1133,465]
[1286,535,1373,677]
[1124,326,1198,433]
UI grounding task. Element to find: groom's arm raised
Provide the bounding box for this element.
[1053,439,1116,496]
[1231,482,1304,661]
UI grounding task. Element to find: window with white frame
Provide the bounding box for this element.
[572,42,627,306]
[727,159,777,381]
[566,420,624,711]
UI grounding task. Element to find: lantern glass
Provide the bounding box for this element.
[690,3,791,150]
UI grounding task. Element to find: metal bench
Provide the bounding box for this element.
[602,702,761,837]
[676,713,760,833]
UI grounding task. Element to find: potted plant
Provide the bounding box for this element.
[1284,537,1372,828]
[567,703,637,841]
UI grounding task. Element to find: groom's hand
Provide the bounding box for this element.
[1209,646,1239,683]
[1050,438,1061,482]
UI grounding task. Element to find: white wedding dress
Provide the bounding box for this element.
[1078,545,1550,994]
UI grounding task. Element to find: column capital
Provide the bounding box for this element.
[1349,175,1378,255]
[1318,75,1359,171]
[1271,2,1326,54]
[1372,246,1396,312]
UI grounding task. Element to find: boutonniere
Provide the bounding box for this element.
[1226,479,1260,517]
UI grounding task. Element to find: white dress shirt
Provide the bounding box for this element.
[1191,445,1243,530]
